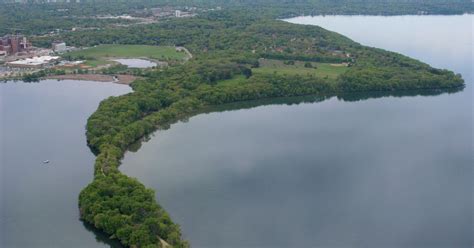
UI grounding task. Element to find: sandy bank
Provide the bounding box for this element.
[47,74,138,85]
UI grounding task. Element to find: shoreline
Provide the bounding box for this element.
[47,74,138,85]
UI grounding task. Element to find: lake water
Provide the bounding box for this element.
[112,58,157,68]
[1,80,130,247]
[121,15,473,248]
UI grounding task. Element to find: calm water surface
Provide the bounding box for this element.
[121,15,473,248]
[112,58,157,68]
[1,80,130,247]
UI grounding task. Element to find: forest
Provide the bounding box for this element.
[65,9,466,247]
[1,0,472,35]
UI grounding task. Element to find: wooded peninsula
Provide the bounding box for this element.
[69,10,464,248]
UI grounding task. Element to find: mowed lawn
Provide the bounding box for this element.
[253,59,348,79]
[217,75,248,86]
[67,44,186,61]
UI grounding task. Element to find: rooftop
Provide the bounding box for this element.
[8,56,59,66]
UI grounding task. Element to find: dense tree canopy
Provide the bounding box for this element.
[1,0,472,35]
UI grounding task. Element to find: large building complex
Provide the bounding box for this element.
[0,35,30,56]
[6,55,59,68]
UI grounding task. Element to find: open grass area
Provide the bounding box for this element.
[83,59,110,67]
[67,44,186,60]
[253,58,348,79]
[217,75,248,86]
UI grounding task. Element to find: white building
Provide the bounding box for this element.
[7,56,60,68]
[52,42,67,53]
[175,10,181,17]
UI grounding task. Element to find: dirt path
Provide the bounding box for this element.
[176,46,193,61]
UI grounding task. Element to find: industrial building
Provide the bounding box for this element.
[0,35,30,56]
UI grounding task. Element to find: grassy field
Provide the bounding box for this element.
[83,59,110,67]
[217,59,348,86]
[66,45,187,65]
[217,75,248,86]
[253,59,348,79]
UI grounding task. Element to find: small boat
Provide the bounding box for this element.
[43,160,50,164]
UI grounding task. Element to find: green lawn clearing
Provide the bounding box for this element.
[253,58,348,79]
[67,44,186,60]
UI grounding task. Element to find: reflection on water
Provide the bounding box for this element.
[82,221,124,248]
[336,87,464,102]
[126,88,464,154]
[121,15,472,248]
